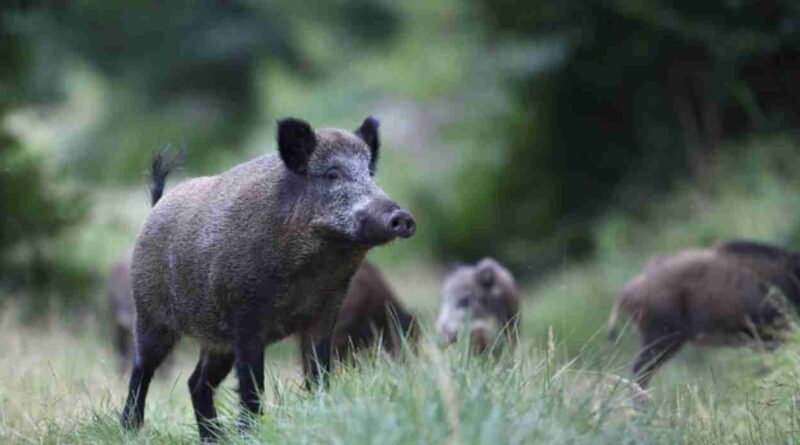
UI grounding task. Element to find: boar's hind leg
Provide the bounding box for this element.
[189,349,234,442]
[631,329,685,389]
[121,323,178,430]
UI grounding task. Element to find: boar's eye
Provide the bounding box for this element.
[325,167,342,181]
[456,297,470,308]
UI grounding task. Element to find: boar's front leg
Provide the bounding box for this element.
[232,324,266,430]
[299,332,332,390]
[631,328,685,388]
[300,308,341,390]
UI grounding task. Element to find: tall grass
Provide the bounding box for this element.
[1,304,799,444]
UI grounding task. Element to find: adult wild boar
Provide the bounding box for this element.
[608,240,800,388]
[301,261,417,364]
[121,117,416,441]
[436,258,520,353]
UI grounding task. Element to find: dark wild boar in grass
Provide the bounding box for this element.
[436,258,520,354]
[609,240,800,388]
[301,261,418,364]
[120,117,415,442]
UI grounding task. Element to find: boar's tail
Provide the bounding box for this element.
[149,145,184,206]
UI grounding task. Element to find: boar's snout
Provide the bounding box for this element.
[389,209,416,239]
[355,200,416,245]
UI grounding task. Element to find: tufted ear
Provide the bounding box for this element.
[355,116,380,175]
[277,117,317,174]
[476,258,498,289]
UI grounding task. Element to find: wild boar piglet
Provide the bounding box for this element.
[107,253,135,373]
[436,258,519,353]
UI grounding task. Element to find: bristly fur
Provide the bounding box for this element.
[612,241,800,388]
[436,257,520,355]
[150,145,184,206]
[301,261,418,362]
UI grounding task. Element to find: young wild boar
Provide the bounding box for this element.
[108,252,135,373]
[436,258,520,354]
[121,117,416,441]
[301,261,417,363]
[608,240,800,388]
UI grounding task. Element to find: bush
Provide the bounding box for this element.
[0,10,90,315]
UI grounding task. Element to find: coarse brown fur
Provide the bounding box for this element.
[436,258,520,354]
[121,117,415,441]
[302,261,418,363]
[609,240,800,388]
[110,254,411,374]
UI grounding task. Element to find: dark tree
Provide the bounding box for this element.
[0,3,87,311]
[432,0,800,273]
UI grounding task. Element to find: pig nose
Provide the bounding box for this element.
[389,209,416,238]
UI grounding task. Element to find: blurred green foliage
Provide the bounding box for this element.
[4,0,800,317]
[1,0,406,315]
[430,0,800,272]
[7,0,400,181]
[0,9,89,314]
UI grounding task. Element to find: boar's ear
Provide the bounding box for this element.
[278,117,317,174]
[355,116,380,175]
[476,260,496,289]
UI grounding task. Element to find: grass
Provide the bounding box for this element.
[1,302,799,444]
[4,137,800,443]
[4,0,800,440]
